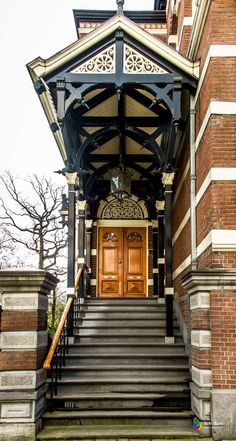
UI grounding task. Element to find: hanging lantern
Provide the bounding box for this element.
[110,163,132,200]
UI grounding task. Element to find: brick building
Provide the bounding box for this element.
[1,0,235,440]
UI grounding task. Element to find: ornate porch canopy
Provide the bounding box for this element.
[27,9,199,217]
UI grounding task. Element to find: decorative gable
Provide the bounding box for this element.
[69,42,168,76]
[70,44,115,74]
[124,44,168,74]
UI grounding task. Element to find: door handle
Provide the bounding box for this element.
[118,261,122,264]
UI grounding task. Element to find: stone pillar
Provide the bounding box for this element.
[0,269,58,441]
[182,269,236,440]
[155,200,165,300]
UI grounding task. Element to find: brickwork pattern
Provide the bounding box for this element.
[210,289,236,388]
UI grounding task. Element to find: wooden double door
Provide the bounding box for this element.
[98,227,146,297]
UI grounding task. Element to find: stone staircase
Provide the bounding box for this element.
[37,298,197,440]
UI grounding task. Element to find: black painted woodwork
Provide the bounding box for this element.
[157,208,165,299]
[164,184,174,337]
[67,181,76,336]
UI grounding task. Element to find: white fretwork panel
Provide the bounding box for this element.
[124,44,167,74]
[102,198,144,220]
[70,45,115,74]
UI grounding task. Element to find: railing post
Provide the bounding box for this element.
[152,220,158,296]
[77,200,87,302]
[156,200,165,299]
[65,172,78,336]
[162,172,175,342]
[85,219,93,297]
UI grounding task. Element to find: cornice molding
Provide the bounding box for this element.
[27,14,199,82]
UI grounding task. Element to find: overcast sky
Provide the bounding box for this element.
[0,0,154,182]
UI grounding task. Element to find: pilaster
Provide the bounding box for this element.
[182,269,236,439]
[0,269,58,441]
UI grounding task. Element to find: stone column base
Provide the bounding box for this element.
[211,389,236,440]
[0,385,47,441]
[0,421,41,441]
[190,382,212,437]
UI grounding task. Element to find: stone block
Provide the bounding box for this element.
[191,330,211,348]
[190,292,210,310]
[190,382,211,422]
[192,366,212,387]
[2,293,48,311]
[0,369,46,390]
[1,331,47,350]
[211,389,236,440]
[0,422,38,441]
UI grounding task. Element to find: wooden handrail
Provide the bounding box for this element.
[43,297,73,370]
[74,266,83,291]
[43,264,86,370]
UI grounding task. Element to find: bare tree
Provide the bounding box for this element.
[0,171,67,273]
[0,226,24,269]
[0,172,67,333]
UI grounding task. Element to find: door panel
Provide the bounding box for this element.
[99,228,122,297]
[98,227,146,297]
[127,248,143,274]
[124,228,146,297]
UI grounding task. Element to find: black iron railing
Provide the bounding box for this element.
[43,265,87,398]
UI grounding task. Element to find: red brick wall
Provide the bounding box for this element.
[0,348,46,371]
[210,289,236,388]
[1,311,47,332]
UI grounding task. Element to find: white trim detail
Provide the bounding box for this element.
[173,160,190,206]
[191,330,211,348]
[77,258,85,264]
[177,17,193,52]
[172,209,190,244]
[165,287,174,295]
[196,101,236,151]
[95,220,151,227]
[148,279,154,286]
[158,258,165,264]
[168,35,178,45]
[194,45,236,105]
[173,255,191,280]
[91,249,97,256]
[90,279,97,286]
[172,167,236,246]
[173,229,236,279]
[153,268,159,274]
[196,168,236,205]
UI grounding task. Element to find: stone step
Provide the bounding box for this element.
[76,327,179,336]
[55,377,190,394]
[79,319,178,327]
[43,409,193,427]
[50,392,191,410]
[83,306,166,312]
[64,353,188,366]
[36,424,200,440]
[60,364,190,378]
[68,342,185,354]
[85,298,162,304]
[81,311,167,318]
[74,334,183,343]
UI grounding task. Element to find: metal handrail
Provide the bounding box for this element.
[43,265,86,371]
[43,297,73,370]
